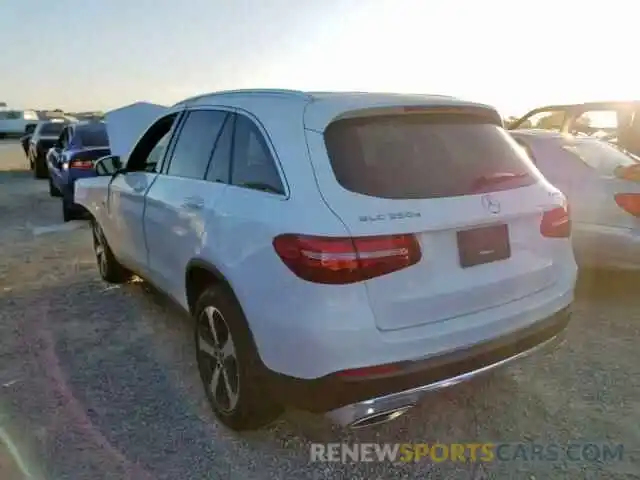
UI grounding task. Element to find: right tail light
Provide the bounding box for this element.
[540,206,571,238]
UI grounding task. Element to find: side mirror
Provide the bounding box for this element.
[95,155,123,176]
[25,124,37,134]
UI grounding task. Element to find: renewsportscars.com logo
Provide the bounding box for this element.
[310,442,625,464]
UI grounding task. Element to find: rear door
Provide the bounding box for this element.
[304,106,568,331]
[144,108,230,301]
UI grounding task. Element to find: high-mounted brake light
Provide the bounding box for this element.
[540,206,571,238]
[272,233,422,284]
[615,193,640,217]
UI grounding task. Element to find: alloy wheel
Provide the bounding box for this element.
[196,305,240,413]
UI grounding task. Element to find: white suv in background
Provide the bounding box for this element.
[76,90,577,430]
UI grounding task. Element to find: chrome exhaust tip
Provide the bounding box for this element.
[347,405,414,429]
[326,400,416,429]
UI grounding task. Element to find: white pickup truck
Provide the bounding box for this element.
[0,109,40,138]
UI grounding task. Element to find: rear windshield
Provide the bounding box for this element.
[324,114,537,199]
[77,125,108,147]
[562,141,640,175]
[40,122,66,136]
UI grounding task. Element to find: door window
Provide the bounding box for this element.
[145,131,172,172]
[230,115,284,194]
[127,113,179,172]
[205,114,234,183]
[166,110,228,180]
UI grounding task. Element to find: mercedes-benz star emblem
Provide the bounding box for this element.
[481,194,501,214]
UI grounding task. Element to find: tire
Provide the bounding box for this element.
[194,285,282,430]
[91,219,132,283]
[34,154,48,179]
[62,197,77,222]
[49,177,61,197]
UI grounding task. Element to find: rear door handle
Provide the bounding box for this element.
[182,197,204,210]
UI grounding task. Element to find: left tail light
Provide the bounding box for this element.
[69,160,93,169]
[273,233,422,284]
[540,206,571,238]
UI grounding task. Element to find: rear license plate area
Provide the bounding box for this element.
[457,224,510,268]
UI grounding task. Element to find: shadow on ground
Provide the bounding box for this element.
[0,267,638,479]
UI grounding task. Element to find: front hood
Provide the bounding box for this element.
[104,102,168,160]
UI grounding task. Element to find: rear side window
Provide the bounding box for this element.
[324,114,537,199]
[0,111,21,120]
[230,115,284,194]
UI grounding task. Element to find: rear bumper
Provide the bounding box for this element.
[266,306,570,423]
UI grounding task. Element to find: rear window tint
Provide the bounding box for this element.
[40,123,66,135]
[324,114,537,199]
[77,126,109,147]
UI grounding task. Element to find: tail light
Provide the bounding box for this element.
[272,233,422,284]
[615,193,640,217]
[69,160,93,169]
[540,206,571,238]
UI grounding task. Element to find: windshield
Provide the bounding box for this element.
[39,122,66,136]
[562,140,639,174]
[324,113,537,199]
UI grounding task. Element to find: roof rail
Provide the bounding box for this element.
[175,89,310,107]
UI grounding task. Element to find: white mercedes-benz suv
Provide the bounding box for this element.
[76,90,577,430]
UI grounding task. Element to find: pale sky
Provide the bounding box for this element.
[0,0,636,116]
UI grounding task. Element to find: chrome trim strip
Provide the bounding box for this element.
[326,332,565,428]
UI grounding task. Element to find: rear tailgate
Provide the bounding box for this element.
[304,104,569,331]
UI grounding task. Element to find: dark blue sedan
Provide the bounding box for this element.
[46,121,110,221]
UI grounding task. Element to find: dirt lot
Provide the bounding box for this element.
[0,140,638,479]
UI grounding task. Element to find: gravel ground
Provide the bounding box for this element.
[0,140,638,479]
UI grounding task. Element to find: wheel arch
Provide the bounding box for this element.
[185,258,241,315]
